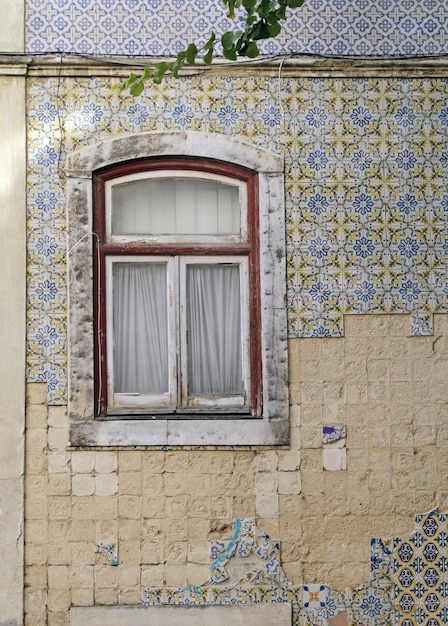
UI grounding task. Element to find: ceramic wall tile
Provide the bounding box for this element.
[410,312,434,336]
[26,75,448,402]
[95,541,118,566]
[143,519,353,624]
[394,510,448,625]
[143,515,448,624]
[25,0,448,58]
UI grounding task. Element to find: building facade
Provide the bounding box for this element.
[1,0,448,624]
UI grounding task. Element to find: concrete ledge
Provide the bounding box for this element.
[70,603,292,625]
[69,417,289,447]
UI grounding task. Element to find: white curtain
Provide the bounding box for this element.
[113,263,168,394]
[187,264,242,395]
[112,177,239,236]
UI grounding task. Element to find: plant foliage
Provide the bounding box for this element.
[118,0,305,94]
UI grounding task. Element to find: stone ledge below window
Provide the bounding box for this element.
[69,416,289,448]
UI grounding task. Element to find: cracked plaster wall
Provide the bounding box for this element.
[23,313,448,624]
[21,67,448,626]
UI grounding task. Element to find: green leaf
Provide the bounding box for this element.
[257,0,273,15]
[154,61,169,75]
[121,72,138,90]
[268,20,281,37]
[186,43,198,64]
[251,20,270,39]
[152,62,169,84]
[227,0,237,18]
[244,41,260,57]
[204,31,216,50]
[203,48,214,65]
[222,29,242,49]
[223,45,238,60]
[130,81,144,96]
[170,59,184,78]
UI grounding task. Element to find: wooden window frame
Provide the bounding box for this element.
[93,157,262,419]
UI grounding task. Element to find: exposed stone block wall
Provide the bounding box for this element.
[24,314,448,624]
[291,314,448,587]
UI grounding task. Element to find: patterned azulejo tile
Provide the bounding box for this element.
[141,513,448,624]
[348,583,394,626]
[25,0,448,57]
[26,76,448,402]
[394,510,448,625]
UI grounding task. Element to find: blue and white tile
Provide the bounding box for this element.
[26,0,448,57]
[26,360,67,405]
[411,312,434,336]
[27,268,66,314]
[298,314,344,338]
[27,181,66,225]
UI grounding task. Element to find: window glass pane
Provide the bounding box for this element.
[186,264,243,395]
[113,263,169,394]
[112,178,240,235]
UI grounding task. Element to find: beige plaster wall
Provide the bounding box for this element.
[0,0,24,51]
[24,314,448,624]
[0,5,26,620]
[0,71,26,624]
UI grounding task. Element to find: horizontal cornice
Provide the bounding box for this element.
[1,53,448,78]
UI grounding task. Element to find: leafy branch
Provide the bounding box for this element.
[118,0,306,95]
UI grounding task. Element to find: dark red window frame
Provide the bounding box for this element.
[93,156,262,418]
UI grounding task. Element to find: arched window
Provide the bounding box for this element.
[67,132,288,446]
[93,158,262,417]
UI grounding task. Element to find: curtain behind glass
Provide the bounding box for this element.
[113,263,168,394]
[112,178,239,235]
[187,264,242,395]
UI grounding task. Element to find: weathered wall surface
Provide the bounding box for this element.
[70,603,292,625]
[24,314,448,623]
[0,8,26,626]
[0,71,26,623]
[20,70,448,626]
[292,314,448,584]
[14,1,448,624]
[26,74,448,403]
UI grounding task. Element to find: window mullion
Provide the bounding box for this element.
[178,257,188,409]
[167,257,179,410]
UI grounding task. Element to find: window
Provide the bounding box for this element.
[67,131,288,446]
[94,161,261,417]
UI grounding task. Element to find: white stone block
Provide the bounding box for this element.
[255,494,279,517]
[72,474,94,497]
[323,448,347,471]
[95,452,118,474]
[95,473,119,496]
[71,451,95,474]
[70,603,292,625]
